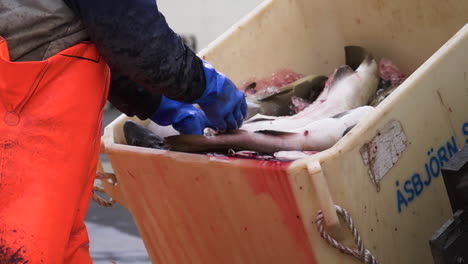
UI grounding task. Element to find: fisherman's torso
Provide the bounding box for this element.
[0,0,87,61]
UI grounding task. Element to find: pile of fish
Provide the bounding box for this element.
[124,46,406,161]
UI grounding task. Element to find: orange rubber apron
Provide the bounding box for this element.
[0,37,110,263]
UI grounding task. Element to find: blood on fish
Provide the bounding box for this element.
[324,68,338,89]
[243,69,304,93]
[163,46,385,162]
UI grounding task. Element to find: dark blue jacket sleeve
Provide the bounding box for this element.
[64,0,206,103]
[108,71,162,120]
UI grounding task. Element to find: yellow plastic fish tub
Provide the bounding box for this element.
[99,1,468,263]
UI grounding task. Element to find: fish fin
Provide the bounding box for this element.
[254,130,297,136]
[258,75,329,102]
[285,75,328,100]
[328,65,354,90]
[244,114,277,124]
[331,110,351,119]
[345,46,372,70]
[244,117,276,123]
[342,124,357,136]
[305,76,328,101]
[360,53,375,67]
[256,88,293,101]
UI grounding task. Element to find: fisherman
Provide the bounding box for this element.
[0,0,246,263]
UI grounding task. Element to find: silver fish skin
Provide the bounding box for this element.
[165,106,374,153]
[147,121,180,138]
[273,151,318,161]
[245,75,327,119]
[241,51,379,132]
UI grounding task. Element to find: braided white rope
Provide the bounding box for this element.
[92,172,117,208]
[316,205,379,264]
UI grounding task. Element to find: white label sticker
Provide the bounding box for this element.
[360,120,407,191]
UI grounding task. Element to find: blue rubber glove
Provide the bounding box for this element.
[150,96,214,135]
[193,60,247,132]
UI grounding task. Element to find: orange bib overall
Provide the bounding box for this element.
[0,37,109,263]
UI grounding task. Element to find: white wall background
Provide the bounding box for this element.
[158,0,264,51]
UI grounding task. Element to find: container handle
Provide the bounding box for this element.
[93,171,117,207]
[306,160,342,238]
[92,141,126,208]
[316,205,379,264]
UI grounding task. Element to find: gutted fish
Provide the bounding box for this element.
[273,151,318,161]
[246,75,327,118]
[165,106,374,153]
[125,46,388,161]
[241,46,379,132]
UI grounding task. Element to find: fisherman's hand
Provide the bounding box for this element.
[193,60,247,132]
[150,96,214,135]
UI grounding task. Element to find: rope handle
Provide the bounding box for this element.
[92,172,117,207]
[92,141,120,207]
[316,205,379,264]
[307,161,342,239]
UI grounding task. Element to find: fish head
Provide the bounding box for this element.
[123,120,165,149]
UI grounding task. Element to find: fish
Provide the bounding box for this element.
[147,121,180,138]
[273,151,318,161]
[127,46,381,159]
[165,106,374,153]
[123,120,166,149]
[241,46,379,132]
[369,85,398,106]
[246,75,327,118]
[379,58,406,87]
[369,58,407,106]
[227,150,275,160]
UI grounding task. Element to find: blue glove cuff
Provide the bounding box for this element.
[193,60,225,105]
[150,96,181,126]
